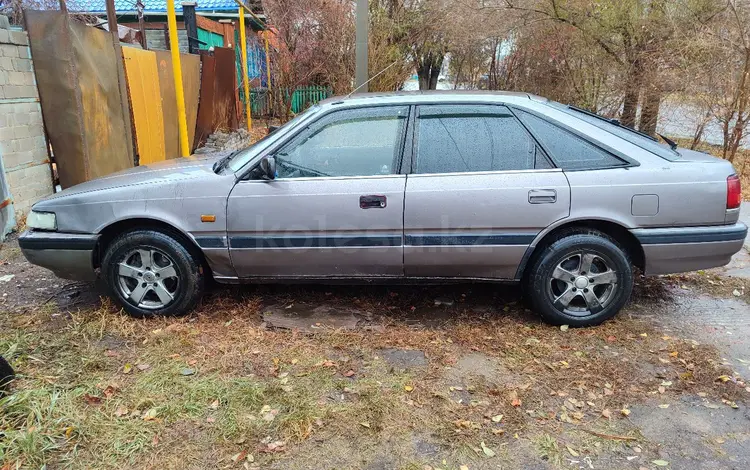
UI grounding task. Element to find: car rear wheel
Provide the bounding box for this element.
[0,355,14,392]
[102,229,204,318]
[525,230,633,326]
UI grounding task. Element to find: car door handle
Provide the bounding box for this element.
[360,195,387,209]
[528,189,557,204]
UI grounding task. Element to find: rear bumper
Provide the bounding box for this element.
[18,230,99,281]
[632,223,747,275]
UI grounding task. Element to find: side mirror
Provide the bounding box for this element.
[267,125,279,135]
[259,156,276,180]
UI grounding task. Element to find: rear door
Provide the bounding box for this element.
[227,105,409,278]
[404,104,570,279]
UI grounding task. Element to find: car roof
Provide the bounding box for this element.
[317,90,546,109]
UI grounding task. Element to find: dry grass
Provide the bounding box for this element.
[1,285,746,469]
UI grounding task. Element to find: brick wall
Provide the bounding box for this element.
[0,16,53,229]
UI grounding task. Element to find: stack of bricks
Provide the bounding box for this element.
[0,15,53,221]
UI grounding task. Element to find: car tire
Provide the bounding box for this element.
[524,230,633,327]
[102,229,205,319]
[0,355,14,392]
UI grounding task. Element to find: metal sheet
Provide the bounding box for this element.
[156,51,201,157]
[25,10,133,188]
[123,47,166,164]
[195,47,238,147]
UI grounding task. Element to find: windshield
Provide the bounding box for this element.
[546,101,680,161]
[224,105,320,172]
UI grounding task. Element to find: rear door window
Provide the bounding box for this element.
[414,105,542,174]
[516,110,627,170]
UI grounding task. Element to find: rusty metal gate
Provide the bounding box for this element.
[195,47,239,147]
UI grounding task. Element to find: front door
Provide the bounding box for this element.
[227,106,410,278]
[404,104,571,279]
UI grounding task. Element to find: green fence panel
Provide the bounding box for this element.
[249,86,331,117]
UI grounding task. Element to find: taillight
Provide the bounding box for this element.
[727,174,741,209]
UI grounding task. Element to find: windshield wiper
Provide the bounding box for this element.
[658,133,678,150]
[212,149,241,173]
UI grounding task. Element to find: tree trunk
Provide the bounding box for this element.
[639,86,661,136]
[621,58,643,129]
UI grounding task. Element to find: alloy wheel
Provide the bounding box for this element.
[116,248,180,310]
[547,251,618,317]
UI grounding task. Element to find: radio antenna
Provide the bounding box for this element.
[347,61,401,98]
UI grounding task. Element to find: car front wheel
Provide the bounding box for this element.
[102,229,205,318]
[525,230,633,327]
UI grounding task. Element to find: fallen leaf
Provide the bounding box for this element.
[601,409,612,418]
[360,422,371,428]
[733,289,742,296]
[658,404,670,409]
[566,445,579,457]
[621,408,631,417]
[143,408,159,421]
[136,363,151,371]
[122,363,133,374]
[560,325,569,332]
[480,441,495,457]
[114,406,129,417]
[343,369,356,377]
[104,350,120,357]
[231,450,247,463]
[404,385,414,392]
[652,459,669,467]
[188,359,198,366]
[83,394,102,405]
[102,385,116,398]
[491,414,503,423]
[509,390,522,407]
[209,399,220,410]
[669,351,678,357]
[640,333,648,337]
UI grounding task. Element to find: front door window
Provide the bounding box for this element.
[275,106,409,178]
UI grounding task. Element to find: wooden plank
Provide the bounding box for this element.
[196,14,225,36]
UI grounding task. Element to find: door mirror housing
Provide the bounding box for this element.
[259,156,276,180]
[267,125,280,135]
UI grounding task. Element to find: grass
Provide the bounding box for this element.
[1,283,747,469]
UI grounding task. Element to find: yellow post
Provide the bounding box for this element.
[239,7,252,130]
[167,0,190,157]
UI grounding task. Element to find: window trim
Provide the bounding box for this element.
[508,106,640,171]
[239,103,411,181]
[410,103,553,175]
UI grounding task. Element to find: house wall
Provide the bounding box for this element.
[0,16,53,235]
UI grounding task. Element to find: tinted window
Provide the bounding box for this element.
[276,106,408,178]
[415,105,536,174]
[546,101,679,161]
[517,110,626,170]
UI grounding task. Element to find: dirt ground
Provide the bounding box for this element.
[2,232,750,469]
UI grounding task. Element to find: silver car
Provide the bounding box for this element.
[19,92,747,326]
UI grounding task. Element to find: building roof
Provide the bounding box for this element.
[69,0,252,14]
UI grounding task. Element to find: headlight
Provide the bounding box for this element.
[27,210,57,231]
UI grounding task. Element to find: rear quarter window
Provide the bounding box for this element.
[516,110,628,170]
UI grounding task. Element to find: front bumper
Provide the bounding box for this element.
[632,223,747,275]
[18,230,99,281]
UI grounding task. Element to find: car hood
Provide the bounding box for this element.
[45,154,223,200]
